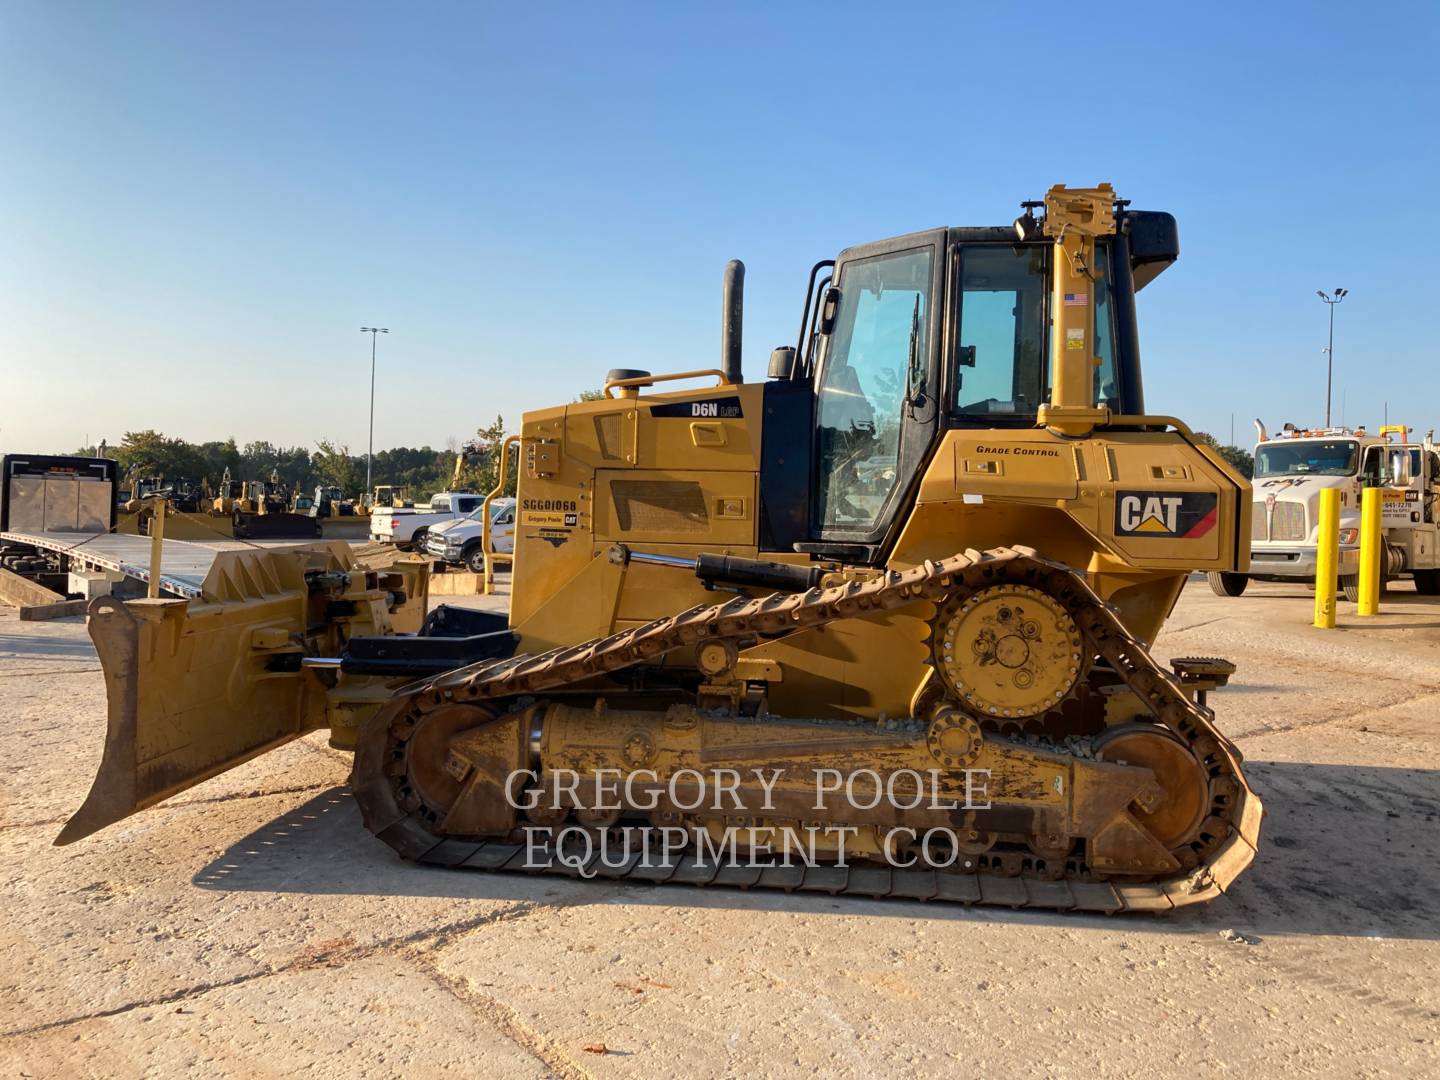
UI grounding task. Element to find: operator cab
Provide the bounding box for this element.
[758,206,1179,561]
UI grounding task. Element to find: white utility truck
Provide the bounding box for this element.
[1210,422,1440,599]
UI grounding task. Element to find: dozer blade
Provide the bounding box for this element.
[56,541,426,846]
[57,593,315,845]
[233,512,322,540]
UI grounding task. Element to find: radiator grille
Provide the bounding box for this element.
[1252,502,1268,541]
[1270,501,1307,541]
[593,414,623,460]
[610,480,708,533]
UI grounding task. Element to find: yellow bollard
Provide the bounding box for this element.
[1357,487,1382,616]
[147,497,167,599]
[1313,488,1340,628]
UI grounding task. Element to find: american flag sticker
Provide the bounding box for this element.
[1064,292,1088,306]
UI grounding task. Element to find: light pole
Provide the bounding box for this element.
[360,327,389,498]
[1316,289,1347,427]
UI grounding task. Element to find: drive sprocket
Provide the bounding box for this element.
[930,583,1087,725]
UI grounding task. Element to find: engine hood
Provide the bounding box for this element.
[429,518,469,537]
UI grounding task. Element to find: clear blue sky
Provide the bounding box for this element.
[2,2,1436,458]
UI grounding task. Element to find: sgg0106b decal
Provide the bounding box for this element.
[1114,491,1218,538]
[650,397,743,419]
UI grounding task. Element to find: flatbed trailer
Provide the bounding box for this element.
[0,453,231,598]
[0,527,215,598]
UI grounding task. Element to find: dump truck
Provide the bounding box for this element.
[1210,421,1440,599]
[58,184,1261,913]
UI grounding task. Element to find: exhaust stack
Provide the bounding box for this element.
[722,259,744,384]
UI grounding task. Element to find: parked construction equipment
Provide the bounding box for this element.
[56,184,1261,913]
[370,485,413,509]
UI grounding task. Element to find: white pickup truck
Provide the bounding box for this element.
[369,491,486,549]
[420,497,516,572]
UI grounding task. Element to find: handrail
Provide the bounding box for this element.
[1102,413,1196,438]
[480,435,520,595]
[603,368,731,398]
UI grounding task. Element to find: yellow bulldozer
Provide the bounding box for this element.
[59,184,1261,912]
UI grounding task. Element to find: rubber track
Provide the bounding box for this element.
[355,546,1263,912]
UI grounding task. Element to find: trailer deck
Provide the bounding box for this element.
[0,529,218,598]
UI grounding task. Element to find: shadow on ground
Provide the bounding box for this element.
[0,632,97,660]
[192,761,1440,940]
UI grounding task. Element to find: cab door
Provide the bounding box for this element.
[808,230,945,558]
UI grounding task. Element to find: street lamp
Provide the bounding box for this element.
[360,327,389,499]
[1316,289,1347,427]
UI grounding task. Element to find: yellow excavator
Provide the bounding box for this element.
[58,184,1260,912]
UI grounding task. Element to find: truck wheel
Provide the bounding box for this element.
[1339,575,1361,603]
[464,545,487,574]
[407,528,428,553]
[1207,572,1248,597]
[1414,570,1440,596]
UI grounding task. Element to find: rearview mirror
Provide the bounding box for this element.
[1388,449,1414,485]
[767,346,797,379]
[958,345,977,368]
[818,287,841,335]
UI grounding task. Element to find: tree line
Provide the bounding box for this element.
[1192,432,1255,478]
[75,412,1253,506]
[77,415,514,502]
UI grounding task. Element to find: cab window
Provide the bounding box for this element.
[953,246,1047,416]
[1363,446,1421,484]
[1092,245,1118,411]
[814,247,932,532]
[952,243,1119,418]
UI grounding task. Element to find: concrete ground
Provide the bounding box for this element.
[2,574,1438,1078]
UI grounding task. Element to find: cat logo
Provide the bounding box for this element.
[1114,490,1218,538]
[1120,495,1183,532]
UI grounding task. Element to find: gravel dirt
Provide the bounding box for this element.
[2,575,1438,1078]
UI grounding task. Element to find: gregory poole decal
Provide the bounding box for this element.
[520,498,579,529]
[1114,491,1218,538]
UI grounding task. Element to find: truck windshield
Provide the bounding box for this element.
[1254,439,1359,478]
[464,502,512,523]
